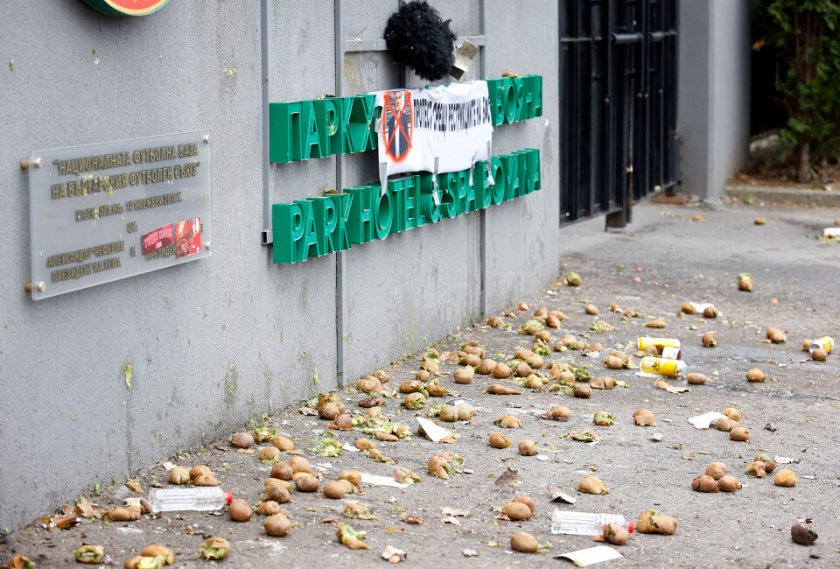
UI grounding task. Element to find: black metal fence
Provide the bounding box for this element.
[559,0,678,227]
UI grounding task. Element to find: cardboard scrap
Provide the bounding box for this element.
[688,412,726,429]
[555,545,623,567]
[361,473,410,489]
[656,379,690,394]
[416,417,457,443]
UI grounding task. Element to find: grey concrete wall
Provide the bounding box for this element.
[0,0,561,531]
[677,0,751,201]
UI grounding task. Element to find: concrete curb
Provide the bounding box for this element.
[725,184,840,207]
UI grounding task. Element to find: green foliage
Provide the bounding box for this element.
[754,0,840,165]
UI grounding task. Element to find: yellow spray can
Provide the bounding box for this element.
[639,356,687,378]
[809,336,834,354]
[637,337,681,351]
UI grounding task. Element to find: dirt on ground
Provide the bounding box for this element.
[2,202,840,568]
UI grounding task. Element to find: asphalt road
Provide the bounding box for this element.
[2,201,839,568]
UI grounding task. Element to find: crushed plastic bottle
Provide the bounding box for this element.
[550,510,634,536]
[148,487,232,513]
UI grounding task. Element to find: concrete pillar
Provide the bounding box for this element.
[677,0,751,202]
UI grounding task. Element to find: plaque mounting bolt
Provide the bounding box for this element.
[205,241,211,251]
[20,159,30,170]
[203,134,210,144]
[23,281,32,293]
[36,281,46,293]
[32,157,42,168]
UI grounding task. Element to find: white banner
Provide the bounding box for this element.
[375,81,494,191]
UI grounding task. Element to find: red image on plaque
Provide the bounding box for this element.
[141,224,175,255]
[175,217,202,259]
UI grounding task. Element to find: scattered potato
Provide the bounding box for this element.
[566,272,582,287]
[633,409,656,426]
[791,523,818,546]
[453,367,474,385]
[603,355,624,369]
[510,531,539,553]
[686,372,707,385]
[139,545,173,565]
[637,510,678,535]
[519,440,538,456]
[590,376,617,390]
[746,461,767,478]
[228,499,252,522]
[489,432,512,449]
[691,475,719,493]
[738,273,753,292]
[646,318,667,329]
[705,462,727,480]
[502,501,532,521]
[767,327,787,344]
[199,537,230,560]
[295,475,320,493]
[339,470,362,487]
[717,475,742,492]
[702,332,717,347]
[167,466,190,485]
[492,363,513,379]
[323,480,349,500]
[730,426,750,442]
[812,348,828,361]
[487,384,521,395]
[715,417,734,432]
[746,368,766,383]
[495,415,522,428]
[774,469,797,487]
[573,384,592,398]
[541,406,571,421]
[264,513,291,537]
[703,306,718,319]
[106,507,141,522]
[604,522,630,545]
[230,432,254,449]
[578,476,609,495]
[585,304,599,315]
[255,501,283,516]
[722,407,742,422]
[593,411,616,426]
[271,435,295,452]
[476,359,498,375]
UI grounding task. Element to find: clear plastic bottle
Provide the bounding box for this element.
[148,487,232,513]
[550,510,634,536]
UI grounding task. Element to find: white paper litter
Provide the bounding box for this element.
[361,473,410,489]
[774,455,800,464]
[555,545,623,566]
[689,411,726,429]
[342,442,360,453]
[416,417,453,443]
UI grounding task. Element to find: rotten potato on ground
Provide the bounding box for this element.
[510,531,539,553]
[637,510,677,535]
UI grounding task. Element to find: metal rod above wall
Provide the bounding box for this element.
[344,35,486,53]
[260,0,273,244]
[334,0,346,388]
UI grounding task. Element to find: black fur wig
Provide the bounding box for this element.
[383,1,456,81]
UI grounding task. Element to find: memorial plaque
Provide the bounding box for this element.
[27,130,212,299]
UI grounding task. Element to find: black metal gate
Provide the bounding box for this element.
[559,0,679,227]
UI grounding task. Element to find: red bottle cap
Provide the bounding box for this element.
[224,491,233,505]
[627,520,635,534]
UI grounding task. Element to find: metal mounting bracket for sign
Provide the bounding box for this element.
[344,35,486,53]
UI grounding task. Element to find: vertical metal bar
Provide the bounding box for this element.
[260,0,273,244]
[478,0,487,316]
[334,0,346,387]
